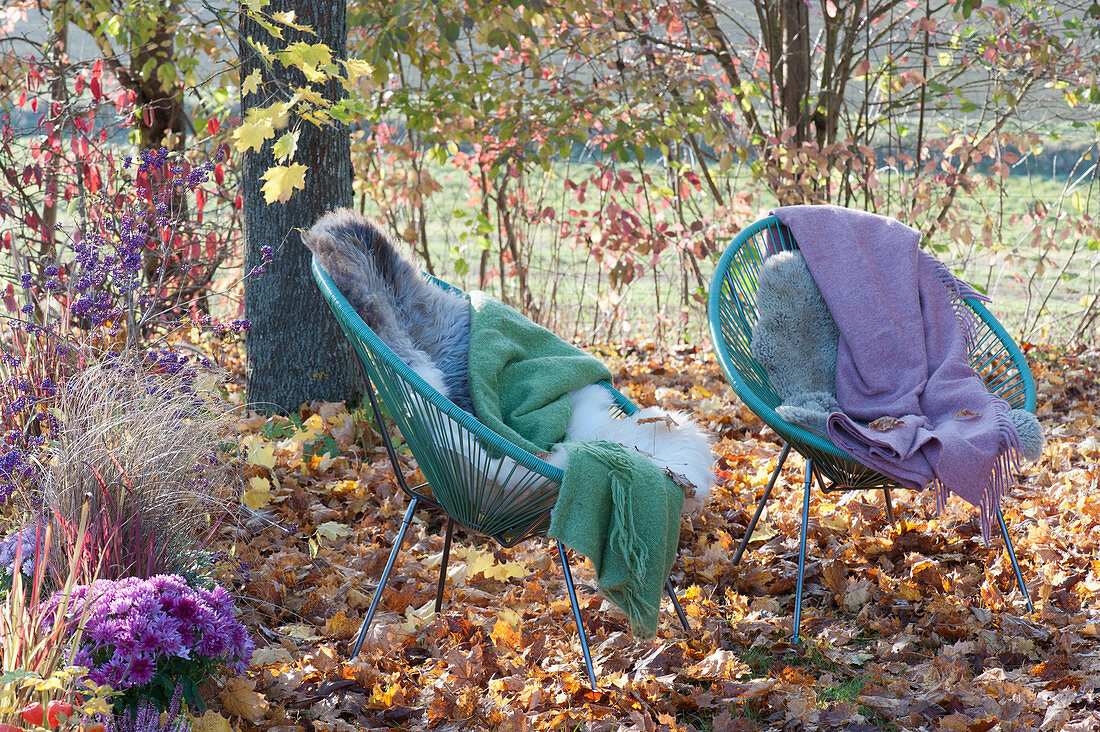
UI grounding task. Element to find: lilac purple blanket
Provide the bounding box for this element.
[770,205,1023,541]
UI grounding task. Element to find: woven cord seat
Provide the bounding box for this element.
[708,216,1035,643]
[312,257,690,686]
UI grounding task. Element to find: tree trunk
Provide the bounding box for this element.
[73,0,187,150]
[239,0,362,413]
[780,0,811,144]
[130,19,187,150]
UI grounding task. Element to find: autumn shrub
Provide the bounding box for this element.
[0,147,254,505]
[0,145,256,716]
[2,355,251,715]
[0,54,242,331]
[339,0,1100,345]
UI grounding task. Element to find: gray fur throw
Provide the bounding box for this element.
[302,209,475,412]
[750,251,840,436]
[750,250,1044,460]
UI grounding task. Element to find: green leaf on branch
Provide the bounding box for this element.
[272,130,300,162]
[242,70,263,98]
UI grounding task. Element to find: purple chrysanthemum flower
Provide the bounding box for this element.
[41,573,252,692]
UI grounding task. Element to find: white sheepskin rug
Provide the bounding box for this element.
[544,384,716,502]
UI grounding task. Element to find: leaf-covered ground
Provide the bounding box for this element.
[205,345,1100,732]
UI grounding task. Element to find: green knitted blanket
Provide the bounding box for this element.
[468,291,612,453]
[468,292,684,638]
[548,441,683,639]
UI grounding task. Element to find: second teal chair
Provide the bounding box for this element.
[708,216,1035,642]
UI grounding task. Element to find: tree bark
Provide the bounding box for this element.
[239,0,362,413]
[130,19,187,150]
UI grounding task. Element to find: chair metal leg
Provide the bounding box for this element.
[350,497,419,659]
[733,442,792,565]
[557,541,596,688]
[883,486,896,526]
[997,508,1034,614]
[792,459,813,645]
[434,518,455,615]
[666,579,691,634]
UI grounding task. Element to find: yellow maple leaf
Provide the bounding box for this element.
[260,163,307,204]
[466,549,527,582]
[310,452,336,473]
[241,69,262,98]
[277,41,334,83]
[325,410,351,426]
[79,696,114,716]
[294,413,325,441]
[288,86,325,108]
[300,108,332,126]
[251,645,294,666]
[232,118,274,153]
[325,610,359,640]
[242,476,273,509]
[246,438,277,469]
[242,0,269,11]
[489,559,528,581]
[271,10,314,32]
[496,606,522,629]
[278,623,323,641]
[219,677,269,724]
[250,39,272,60]
[189,711,234,732]
[32,676,66,692]
[342,57,374,84]
[399,600,438,633]
[249,15,284,41]
[252,102,292,133]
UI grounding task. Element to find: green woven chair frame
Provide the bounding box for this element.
[708,216,1035,642]
[311,257,690,686]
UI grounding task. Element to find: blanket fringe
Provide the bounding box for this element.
[933,401,1024,545]
[928,254,986,353]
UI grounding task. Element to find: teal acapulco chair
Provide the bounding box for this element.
[707,216,1035,643]
[311,257,691,686]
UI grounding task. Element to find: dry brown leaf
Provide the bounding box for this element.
[219,677,270,724]
[869,416,904,431]
[637,414,678,428]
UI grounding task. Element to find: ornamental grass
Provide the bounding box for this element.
[40,359,238,586]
